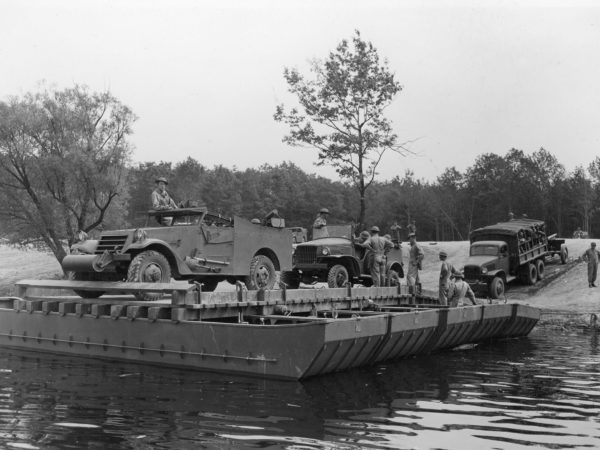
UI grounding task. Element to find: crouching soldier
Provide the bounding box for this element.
[447,272,478,307]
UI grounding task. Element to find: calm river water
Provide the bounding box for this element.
[0,327,598,449]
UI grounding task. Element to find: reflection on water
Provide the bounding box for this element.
[0,328,598,449]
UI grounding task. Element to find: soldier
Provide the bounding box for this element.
[312,208,329,239]
[151,177,177,226]
[365,226,393,287]
[582,242,600,288]
[407,232,424,290]
[390,221,402,245]
[447,272,478,307]
[407,219,417,236]
[438,250,457,305]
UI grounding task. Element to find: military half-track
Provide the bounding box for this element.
[62,207,293,300]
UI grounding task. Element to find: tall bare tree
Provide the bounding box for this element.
[274,30,408,228]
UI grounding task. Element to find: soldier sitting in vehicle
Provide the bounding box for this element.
[152,177,178,226]
[354,230,371,260]
[312,208,329,239]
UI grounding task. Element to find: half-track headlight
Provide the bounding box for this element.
[133,229,147,243]
[74,230,88,243]
[321,247,330,256]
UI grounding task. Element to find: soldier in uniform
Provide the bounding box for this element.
[447,272,477,307]
[582,242,600,287]
[151,177,177,226]
[407,219,417,236]
[438,250,457,305]
[364,226,393,287]
[312,208,329,239]
[407,232,424,289]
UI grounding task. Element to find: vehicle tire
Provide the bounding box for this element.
[280,271,300,289]
[524,262,538,285]
[387,269,401,287]
[536,259,545,280]
[127,250,171,301]
[199,278,219,292]
[327,264,349,288]
[489,277,505,299]
[560,247,568,264]
[69,271,106,299]
[245,255,277,290]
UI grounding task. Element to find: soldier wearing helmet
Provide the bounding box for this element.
[312,207,329,239]
[364,225,393,287]
[447,271,477,307]
[152,176,178,226]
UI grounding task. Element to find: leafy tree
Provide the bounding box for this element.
[0,85,135,263]
[274,30,408,228]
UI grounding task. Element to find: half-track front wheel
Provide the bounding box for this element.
[245,255,277,290]
[127,250,171,301]
[327,264,349,288]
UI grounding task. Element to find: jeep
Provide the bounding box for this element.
[279,224,404,288]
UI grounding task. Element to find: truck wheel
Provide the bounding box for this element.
[524,262,538,285]
[69,271,105,299]
[280,271,300,289]
[489,277,505,299]
[536,259,545,280]
[327,264,349,288]
[245,255,277,290]
[127,250,171,300]
[560,247,568,264]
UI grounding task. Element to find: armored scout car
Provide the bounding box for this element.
[463,219,568,299]
[62,207,293,300]
[280,225,404,288]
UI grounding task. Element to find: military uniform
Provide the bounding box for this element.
[438,253,456,306]
[407,236,424,288]
[152,177,177,226]
[312,208,329,239]
[365,227,393,287]
[447,275,477,307]
[582,245,600,287]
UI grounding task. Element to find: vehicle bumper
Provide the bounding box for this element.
[62,252,130,272]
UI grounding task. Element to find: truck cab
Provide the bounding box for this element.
[464,240,512,299]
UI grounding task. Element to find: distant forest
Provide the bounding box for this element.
[126,147,600,241]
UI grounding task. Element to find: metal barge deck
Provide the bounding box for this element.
[0,280,540,380]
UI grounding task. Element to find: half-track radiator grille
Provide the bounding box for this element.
[95,234,129,254]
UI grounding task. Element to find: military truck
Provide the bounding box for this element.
[62,207,293,300]
[463,219,568,299]
[280,225,404,288]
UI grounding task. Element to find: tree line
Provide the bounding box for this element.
[126,149,600,242]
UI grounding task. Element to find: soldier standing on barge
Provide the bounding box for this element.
[438,250,457,305]
[582,242,600,287]
[407,232,424,290]
[364,226,393,287]
[447,272,477,306]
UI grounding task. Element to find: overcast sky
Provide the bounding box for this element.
[2,0,599,182]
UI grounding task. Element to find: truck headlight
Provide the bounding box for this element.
[133,229,147,243]
[481,267,488,274]
[321,247,330,256]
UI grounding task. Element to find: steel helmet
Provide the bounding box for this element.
[155,176,168,184]
[319,208,329,214]
[370,226,380,233]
